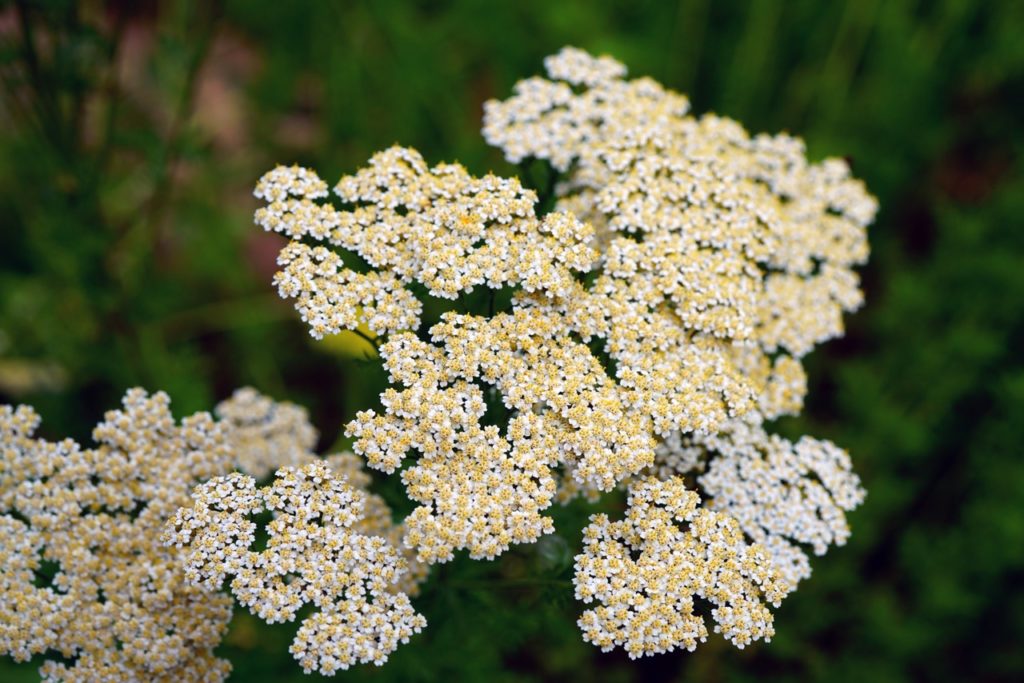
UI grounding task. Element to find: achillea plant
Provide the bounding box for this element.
[1,47,875,676]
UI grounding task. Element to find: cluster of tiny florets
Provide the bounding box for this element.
[323,452,431,596]
[481,47,869,605]
[347,331,562,563]
[212,386,430,597]
[254,146,596,340]
[697,416,866,586]
[544,46,628,87]
[213,387,429,595]
[574,477,791,658]
[165,461,426,675]
[216,386,319,479]
[238,46,874,663]
[0,390,234,682]
[484,45,877,414]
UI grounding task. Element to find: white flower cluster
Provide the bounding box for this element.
[213,384,431,595]
[544,46,627,87]
[515,283,755,437]
[216,386,319,479]
[240,46,874,663]
[0,390,234,682]
[485,44,876,394]
[323,452,430,596]
[347,331,561,563]
[254,146,596,340]
[213,387,430,595]
[698,416,866,586]
[574,477,791,658]
[165,461,426,675]
[483,46,872,653]
[0,386,430,678]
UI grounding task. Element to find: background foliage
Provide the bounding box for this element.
[1,1,1022,681]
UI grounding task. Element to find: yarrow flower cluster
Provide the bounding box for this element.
[485,46,874,415]
[697,416,867,586]
[323,452,430,596]
[215,387,430,594]
[0,390,234,682]
[254,145,596,339]
[0,386,429,679]
[574,477,791,657]
[246,47,875,662]
[216,386,319,479]
[2,47,876,675]
[164,461,426,675]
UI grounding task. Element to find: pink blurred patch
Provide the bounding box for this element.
[245,231,289,281]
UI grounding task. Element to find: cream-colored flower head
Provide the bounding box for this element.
[0,390,233,682]
[544,46,627,87]
[697,416,865,585]
[346,330,563,563]
[484,47,689,173]
[252,127,795,562]
[212,387,428,594]
[484,46,877,401]
[323,452,430,596]
[165,461,426,675]
[216,386,318,479]
[243,47,874,662]
[254,146,596,341]
[573,477,791,658]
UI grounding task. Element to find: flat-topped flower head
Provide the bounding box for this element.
[544,46,627,87]
[238,46,874,667]
[254,164,329,202]
[484,48,690,173]
[213,387,430,598]
[165,461,426,675]
[485,46,877,389]
[0,390,234,682]
[347,332,564,563]
[254,147,597,341]
[573,477,791,658]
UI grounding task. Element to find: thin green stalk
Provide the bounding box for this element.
[14,0,66,154]
[351,327,382,354]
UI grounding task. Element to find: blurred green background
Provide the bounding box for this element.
[2,0,1023,681]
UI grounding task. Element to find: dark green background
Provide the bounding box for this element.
[2,1,1022,681]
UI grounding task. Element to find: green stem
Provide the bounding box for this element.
[351,328,382,354]
[92,11,128,187]
[14,0,66,154]
[135,3,221,237]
